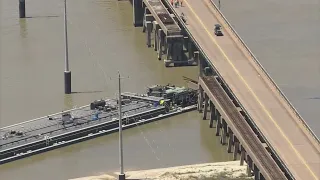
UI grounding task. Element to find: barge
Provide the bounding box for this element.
[0,85,197,165]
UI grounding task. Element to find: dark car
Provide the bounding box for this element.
[214,24,223,36]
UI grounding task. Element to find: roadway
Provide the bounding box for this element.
[169,0,320,179]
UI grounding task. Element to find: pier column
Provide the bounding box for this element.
[233,136,239,160]
[209,102,216,128]
[202,93,208,120]
[164,35,184,67]
[142,9,152,33]
[220,119,227,145]
[19,0,26,18]
[157,29,164,60]
[198,85,204,112]
[227,128,233,153]
[153,21,159,51]
[260,174,265,180]
[198,53,203,77]
[253,164,260,180]
[188,41,194,60]
[216,112,221,136]
[146,21,152,47]
[246,155,253,176]
[133,0,143,27]
[240,145,245,165]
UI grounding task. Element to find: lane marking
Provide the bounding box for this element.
[182,0,318,179]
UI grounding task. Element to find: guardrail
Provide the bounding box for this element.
[162,0,295,179]
[208,0,319,145]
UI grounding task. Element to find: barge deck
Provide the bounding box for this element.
[0,85,197,164]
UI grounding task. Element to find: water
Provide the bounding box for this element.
[213,0,320,136]
[0,0,319,179]
[0,0,232,179]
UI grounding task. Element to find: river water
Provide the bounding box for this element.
[0,0,319,179]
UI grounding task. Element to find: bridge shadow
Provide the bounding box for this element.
[307,97,320,100]
[71,90,104,94]
[25,15,59,19]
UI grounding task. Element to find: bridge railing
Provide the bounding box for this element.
[163,0,295,178]
[208,0,319,145]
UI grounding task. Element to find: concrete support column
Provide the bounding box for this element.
[188,41,194,59]
[216,112,221,136]
[146,21,152,47]
[227,128,233,153]
[143,11,153,33]
[198,85,204,112]
[202,93,208,120]
[198,53,203,77]
[209,102,215,128]
[220,119,227,145]
[240,145,245,165]
[19,0,26,18]
[253,164,260,180]
[157,29,163,60]
[246,155,253,176]
[233,136,239,160]
[133,0,143,27]
[153,21,159,51]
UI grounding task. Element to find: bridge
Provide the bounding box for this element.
[129,0,320,179]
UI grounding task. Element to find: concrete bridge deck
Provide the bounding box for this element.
[166,0,320,179]
[143,0,181,35]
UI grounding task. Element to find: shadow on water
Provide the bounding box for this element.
[71,90,104,94]
[307,97,320,100]
[24,15,59,19]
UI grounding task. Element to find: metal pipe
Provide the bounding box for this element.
[64,0,71,94]
[118,72,125,180]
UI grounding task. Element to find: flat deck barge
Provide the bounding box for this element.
[0,85,197,165]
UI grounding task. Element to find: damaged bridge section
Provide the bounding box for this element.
[131,0,197,67]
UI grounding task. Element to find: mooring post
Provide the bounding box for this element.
[19,0,26,18]
[64,0,71,94]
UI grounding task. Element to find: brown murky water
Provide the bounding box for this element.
[1,0,319,179]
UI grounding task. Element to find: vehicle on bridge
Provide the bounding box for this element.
[214,24,223,36]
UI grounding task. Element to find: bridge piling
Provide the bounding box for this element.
[202,93,208,120]
[253,164,260,180]
[153,21,159,51]
[133,0,144,26]
[19,0,26,18]
[146,21,152,47]
[209,101,215,128]
[216,113,221,136]
[246,155,253,176]
[240,146,245,165]
[227,128,233,153]
[164,35,184,67]
[233,137,239,160]
[157,29,164,60]
[197,85,203,112]
[220,119,227,145]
